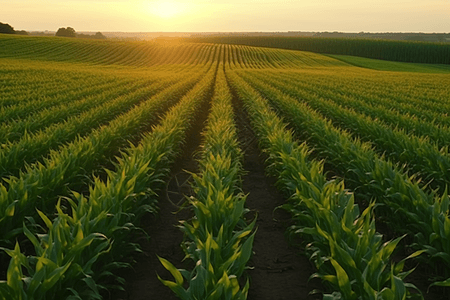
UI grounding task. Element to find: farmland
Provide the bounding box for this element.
[0,34,450,300]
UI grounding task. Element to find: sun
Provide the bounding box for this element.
[149,1,184,19]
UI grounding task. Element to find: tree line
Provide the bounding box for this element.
[0,22,28,35]
[55,27,106,39]
[1,22,106,39]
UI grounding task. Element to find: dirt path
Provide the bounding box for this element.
[111,91,211,300]
[232,93,322,300]
[112,75,323,299]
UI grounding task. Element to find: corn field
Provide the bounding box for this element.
[0,34,450,300]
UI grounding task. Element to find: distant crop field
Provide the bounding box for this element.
[187,35,450,65]
[0,34,449,300]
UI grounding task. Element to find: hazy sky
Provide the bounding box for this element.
[2,0,449,32]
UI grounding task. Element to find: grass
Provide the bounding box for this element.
[328,54,450,73]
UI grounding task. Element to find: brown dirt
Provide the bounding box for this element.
[109,90,210,300]
[233,97,322,300]
[109,82,324,299]
[107,81,448,300]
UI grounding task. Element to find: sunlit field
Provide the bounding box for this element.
[0,34,450,300]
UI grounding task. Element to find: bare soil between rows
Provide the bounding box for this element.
[105,82,448,300]
[110,87,322,299]
[233,95,322,300]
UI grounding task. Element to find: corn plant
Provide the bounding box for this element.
[188,35,450,64]
[0,73,202,247]
[0,77,148,144]
[237,70,450,288]
[254,70,450,150]
[241,70,450,193]
[159,67,255,299]
[0,65,216,299]
[0,72,121,124]
[227,70,423,299]
[0,75,179,179]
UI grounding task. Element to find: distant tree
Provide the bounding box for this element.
[55,27,76,37]
[76,32,107,39]
[0,22,15,34]
[15,30,28,35]
[94,32,106,39]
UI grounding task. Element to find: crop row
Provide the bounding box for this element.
[0,76,128,124]
[236,70,450,288]
[0,69,206,246]
[0,36,223,68]
[0,73,183,179]
[0,62,217,300]
[0,76,163,144]
[0,35,354,71]
[220,43,345,69]
[240,70,450,193]
[188,36,450,64]
[227,70,424,299]
[0,60,119,106]
[160,67,255,299]
[262,70,450,149]
[266,70,450,127]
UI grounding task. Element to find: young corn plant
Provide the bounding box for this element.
[238,70,450,288]
[159,67,256,299]
[252,69,450,150]
[227,70,423,299]
[0,66,216,299]
[0,72,201,247]
[242,70,450,193]
[0,75,176,179]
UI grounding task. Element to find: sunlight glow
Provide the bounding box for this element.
[146,1,186,19]
[3,0,449,32]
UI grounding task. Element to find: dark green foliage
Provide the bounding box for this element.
[77,32,106,39]
[0,22,15,34]
[188,36,450,64]
[55,27,76,37]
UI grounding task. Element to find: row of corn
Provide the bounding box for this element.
[0,35,218,68]
[243,70,450,192]
[159,66,256,299]
[0,64,216,299]
[258,70,450,149]
[227,70,424,299]
[0,67,121,121]
[238,70,450,288]
[0,75,177,179]
[0,70,203,249]
[267,69,450,124]
[0,76,153,144]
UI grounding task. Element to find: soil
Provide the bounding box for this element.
[109,80,324,299]
[104,83,449,300]
[233,101,322,300]
[109,85,210,300]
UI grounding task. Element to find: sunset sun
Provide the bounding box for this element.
[148,1,184,19]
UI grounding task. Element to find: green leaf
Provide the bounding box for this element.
[157,256,184,285]
[37,209,53,230]
[41,260,73,292]
[391,275,406,300]
[330,258,356,299]
[430,277,450,287]
[5,200,17,217]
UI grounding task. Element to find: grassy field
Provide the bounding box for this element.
[327,54,450,73]
[0,34,449,300]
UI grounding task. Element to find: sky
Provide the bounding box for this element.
[2,0,449,33]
